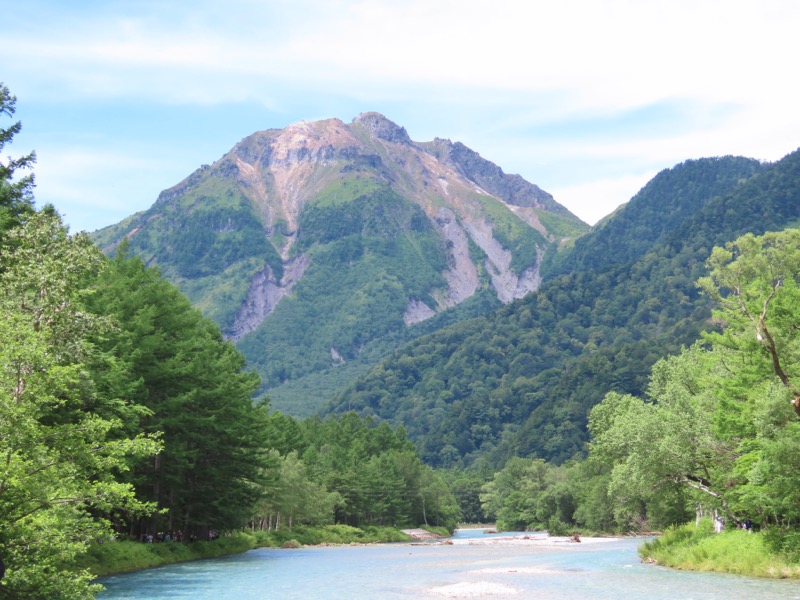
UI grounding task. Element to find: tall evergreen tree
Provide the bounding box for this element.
[0,84,35,237]
[87,245,272,538]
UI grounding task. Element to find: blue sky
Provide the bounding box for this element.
[3,0,799,232]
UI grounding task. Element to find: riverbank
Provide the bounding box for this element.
[97,532,800,600]
[639,521,800,579]
[79,525,413,577]
[86,521,800,587]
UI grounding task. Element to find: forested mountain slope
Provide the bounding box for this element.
[544,156,765,277]
[92,113,586,413]
[327,150,800,468]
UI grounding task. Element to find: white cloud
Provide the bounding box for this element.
[551,172,657,225]
[3,0,800,232]
[33,147,178,231]
[9,0,800,108]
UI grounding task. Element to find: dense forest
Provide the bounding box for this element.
[0,209,460,599]
[481,228,800,548]
[329,151,800,468]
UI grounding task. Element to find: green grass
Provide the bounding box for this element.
[78,526,413,579]
[78,532,258,577]
[533,208,590,241]
[311,177,383,208]
[256,524,412,546]
[639,520,800,578]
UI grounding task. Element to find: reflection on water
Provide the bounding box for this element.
[98,530,800,599]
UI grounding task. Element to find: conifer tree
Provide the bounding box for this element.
[87,245,272,538]
[0,84,35,236]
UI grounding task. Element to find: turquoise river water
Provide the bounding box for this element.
[97,529,800,599]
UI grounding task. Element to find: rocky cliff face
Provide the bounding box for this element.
[423,137,562,213]
[93,112,588,404]
[197,113,580,332]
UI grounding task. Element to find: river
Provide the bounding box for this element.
[97,529,800,599]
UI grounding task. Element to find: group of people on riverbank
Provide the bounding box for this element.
[141,531,183,543]
[714,516,752,533]
[140,530,220,543]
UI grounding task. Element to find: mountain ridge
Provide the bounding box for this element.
[92,112,587,408]
[327,151,800,467]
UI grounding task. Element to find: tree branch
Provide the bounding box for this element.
[674,474,741,523]
[755,282,800,415]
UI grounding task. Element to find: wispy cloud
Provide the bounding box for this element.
[3,0,799,230]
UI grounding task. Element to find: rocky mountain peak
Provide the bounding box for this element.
[425,137,565,214]
[92,113,589,409]
[351,112,412,145]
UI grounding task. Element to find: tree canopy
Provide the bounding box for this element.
[0,214,459,598]
[583,229,800,529]
[0,212,159,599]
[473,229,800,536]
[85,244,274,539]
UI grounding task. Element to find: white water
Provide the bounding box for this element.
[98,530,800,599]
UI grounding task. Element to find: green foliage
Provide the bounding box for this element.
[487,227,800,541]
[699,229,800,415]
[92,153,559,418]
[0,211,461,597]
[305,177,383,209]
[118,190,281,278]
[85,246,272,538]
[533,208,590,242]
[254,449,341,529]
[480,458,550,530]
[0,212,159,599]
[296,184,440,255]
[479,456,620,534]
[477,453,642,535]
[79,533,257,577]
[1,139,473,597]
[250,411,460,533]
[165,198,280,279]
[262,360,377,417]
[474,194,547,272]
[178,256,268,328]
[248,524,411,548]
[762,526,800,563]
[240,185,449,390]
[330,266,682,467]
[95,189,283,332]
[545,156,764,277]
[582,229,800,540]
[332,151,800,469]
[441,470,489,524]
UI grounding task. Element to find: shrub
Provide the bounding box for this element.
[762,527,800,562]
[546,518,573,537]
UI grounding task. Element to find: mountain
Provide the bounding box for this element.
[326,151,800,468]
[92,113,587,413]
[542,156,764,277]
